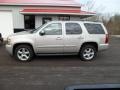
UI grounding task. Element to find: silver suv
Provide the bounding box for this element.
[6,21,109,62]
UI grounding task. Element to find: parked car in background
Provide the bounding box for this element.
[5,21,109,62]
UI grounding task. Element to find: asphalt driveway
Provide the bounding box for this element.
[0,37,120,90]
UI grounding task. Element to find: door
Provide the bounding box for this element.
[63,22,83,53]
[24,15,35,29]
[36,23,64,54]
[0,11,13,39]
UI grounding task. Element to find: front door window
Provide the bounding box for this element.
[42,23,62,35]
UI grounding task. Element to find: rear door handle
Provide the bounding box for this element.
[56,37,62,40]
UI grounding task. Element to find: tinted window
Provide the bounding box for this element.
[43,23,62,35]
[84,23,105,34]
[66,23,82,35]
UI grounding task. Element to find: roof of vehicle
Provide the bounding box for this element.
[48,21,103,24]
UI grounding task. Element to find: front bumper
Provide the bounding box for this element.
[5,44,13,56]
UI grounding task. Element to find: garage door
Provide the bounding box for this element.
[0,11,13,39]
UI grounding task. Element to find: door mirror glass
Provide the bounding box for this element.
[40,30,45,36]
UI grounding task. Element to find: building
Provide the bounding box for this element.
[0,0,95,38]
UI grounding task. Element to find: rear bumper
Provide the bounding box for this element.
[98,44,109,51]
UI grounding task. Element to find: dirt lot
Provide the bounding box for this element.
[0,37,120,90]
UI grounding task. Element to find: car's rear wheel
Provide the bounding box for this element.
[14,45,34,62]
[79,45,97,61]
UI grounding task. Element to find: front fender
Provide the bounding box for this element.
[11,36,36,53]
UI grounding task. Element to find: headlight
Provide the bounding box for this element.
[6,38,12,45]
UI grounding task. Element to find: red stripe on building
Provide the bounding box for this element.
[20,9,95,15]
[21,9,81,13]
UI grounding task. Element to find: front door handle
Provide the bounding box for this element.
[56,37,62,40]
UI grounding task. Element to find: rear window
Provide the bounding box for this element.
[84,23,105,34]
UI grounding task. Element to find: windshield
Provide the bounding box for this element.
[30,24,44,33]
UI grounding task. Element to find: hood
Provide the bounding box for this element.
[9,30,32,37]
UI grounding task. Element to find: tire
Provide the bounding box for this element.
[14,45,34,62]
[79,45,97,61]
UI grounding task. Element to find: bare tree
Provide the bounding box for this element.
[82,0,105,13]
[81,0,106,22]
[104,14,120,35]
[82,0,95,12]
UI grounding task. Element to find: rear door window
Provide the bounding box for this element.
[65,23,82,35]
[84,23,105,34]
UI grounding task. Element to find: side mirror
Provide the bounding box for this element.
[40,30,45,36]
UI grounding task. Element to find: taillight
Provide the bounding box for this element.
[105,34,109,44]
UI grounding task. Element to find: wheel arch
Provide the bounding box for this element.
[13,43,35,55]
[80,42,98,52]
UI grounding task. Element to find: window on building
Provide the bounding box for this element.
[42,23,62,35]
[59,16,70,21]
[42,17,52,25]
[65,23,82,35]
[24,15,35,29]
[84,23,105,34]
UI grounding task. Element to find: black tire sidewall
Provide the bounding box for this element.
[14,45,34,62]
[80,45,97,61]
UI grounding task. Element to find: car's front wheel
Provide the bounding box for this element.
[79,45,97,61]
[14,45,34,62]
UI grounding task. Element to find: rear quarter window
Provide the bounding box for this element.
[84,23,105,34]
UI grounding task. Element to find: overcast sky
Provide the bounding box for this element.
[75,0,120,15]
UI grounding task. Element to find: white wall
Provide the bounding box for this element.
[0,11,13,39]
[0,6,24,29]
[35,15,42,28]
